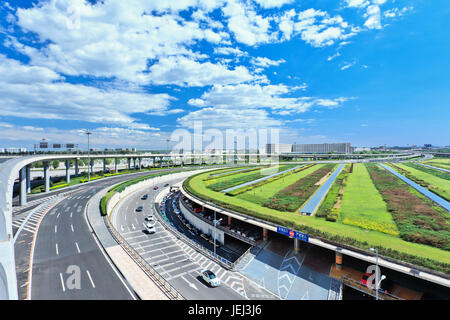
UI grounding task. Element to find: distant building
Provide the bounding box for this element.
[291,142,353,154]
[0,147,27,153]
[354,147,371,152]
[424,144,432,148]
[266,144,292,154]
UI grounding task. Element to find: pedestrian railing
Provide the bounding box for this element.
[340,275,402,300]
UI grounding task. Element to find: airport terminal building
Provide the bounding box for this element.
[266,143,353,154]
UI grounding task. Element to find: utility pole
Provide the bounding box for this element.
[85,130,92,182]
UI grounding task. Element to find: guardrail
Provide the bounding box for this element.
[103,215,184,300]
[340,275,402,300]
[180,200,258,246]
[154,192,235,270]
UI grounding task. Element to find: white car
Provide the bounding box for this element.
[145,223,156,234]
[145,215,154,221]
[201,270,220,287]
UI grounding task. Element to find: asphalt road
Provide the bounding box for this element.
[13,168,195,300]
[113,176,278,300]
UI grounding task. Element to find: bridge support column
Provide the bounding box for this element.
[103,158,106,173]
[65,160,70,184]
[160,157,163,168]
[19,166,27,206]
[227,216,232,226]
[133,157,137,170]
[139,158,142,170]
[75,159,79,176]
[294,238,301,252]
[90,159,94,175]
[44,161,50,193]
[335,250,343,270]
[26,165,31,193]
[263,228,268,242]
[115,158,118,173]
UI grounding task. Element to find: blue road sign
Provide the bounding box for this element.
[277,226,309,242]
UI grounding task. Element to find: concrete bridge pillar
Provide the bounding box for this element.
[160,157,163,168]
[26,165,31,193]
[139,158,142,170]
[65,160,71,184]
[44,161,50,193]
[227,216,232,226]
[74,159,79,177]
[294,238,301,252]
[90,159,94,174]
[103,158,107,173]
[19,166,27,206]
[263,228,268,242]
[127,158,131,170]
[335,251,343,270]
[115,158,118,173]
[133,157,137,170]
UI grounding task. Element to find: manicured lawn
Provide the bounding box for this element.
[237,164,322,205]
[366,163,450,250]
[423,159,450,170]
[389,163,450,201]
[340,163,399,236]
[263,164,336,212]
[206,164,296,191]
[184,169,450,271]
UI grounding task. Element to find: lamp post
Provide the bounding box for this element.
[85,130,92,182]
[370,247,379,300]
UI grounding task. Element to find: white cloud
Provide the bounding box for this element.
[188,83,350,115]
[251,56,286,68]
[344,0,370,8]
[253,0,294,9]
[146,55,259,87]
[0,55,173,125]
[364,5,382,29]
[177,107,283,129]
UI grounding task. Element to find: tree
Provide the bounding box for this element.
[52,160,60,169]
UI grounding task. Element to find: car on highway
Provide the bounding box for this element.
[201,270,220,287]
[141,194,148,200]
[153,186,159,190]
[136,206,143,212]
[145,223,156,234]
[145,215,154,221]
[164,183,169,187]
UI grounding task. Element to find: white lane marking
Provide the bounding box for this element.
[86,270,96,288]
[55,225,57,233]
[71,224,74,232]
[57,213,60,219]
[75,242,80,253]
[70,212,73,218]
[56,243,59,255]
[131,224,136,230]
[59,273,66,292]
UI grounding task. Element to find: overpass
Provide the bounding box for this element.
[0,151,419,299]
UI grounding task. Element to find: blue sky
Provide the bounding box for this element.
[0,0,448,150]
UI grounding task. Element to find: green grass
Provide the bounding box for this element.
[389,163,450,201]
[423,159,450,170]
[263,164,337,212]
[366,163,450,250]
[315,164,349,221]
[340,163,399,236]
[184,169,450,272]
[206,164,296,191]
[237,164,321,204]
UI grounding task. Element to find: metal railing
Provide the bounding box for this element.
[180,200,259,246]
[340,275,402,300]
[103,215,184,300]
[154,193,235,270]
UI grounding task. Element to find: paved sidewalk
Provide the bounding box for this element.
[86,186,169,300]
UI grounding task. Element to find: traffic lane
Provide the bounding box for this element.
[30,186,135,300]
[12,168,179,206]
[114,181,244,300]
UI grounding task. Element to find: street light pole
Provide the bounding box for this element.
[85,130,92,182]
[370,247,379,300]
